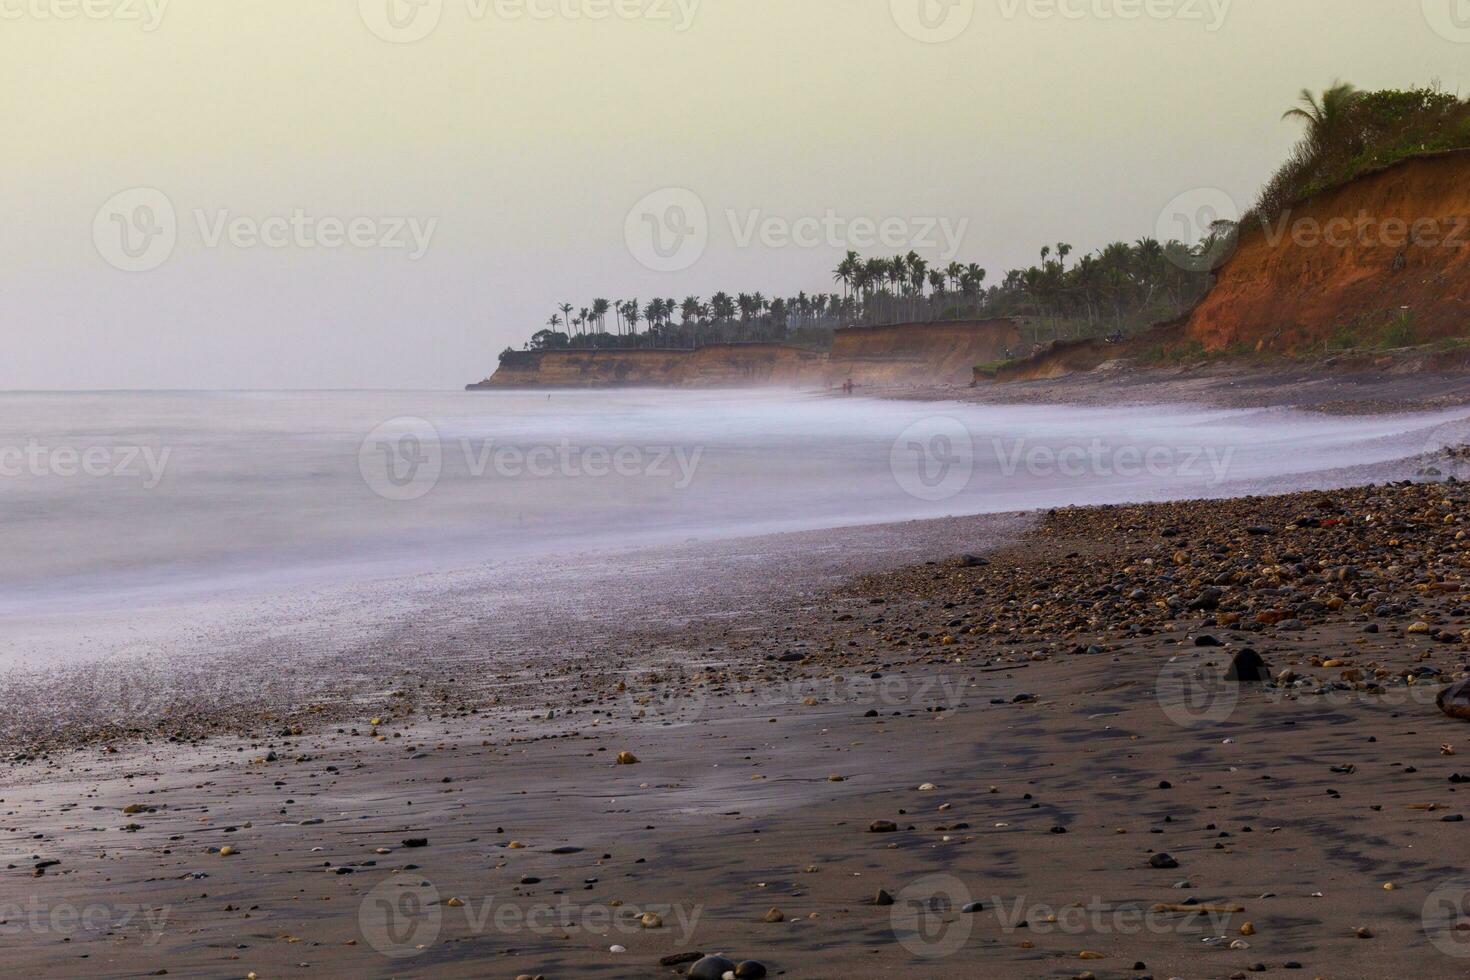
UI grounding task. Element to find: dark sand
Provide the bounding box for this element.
[5,473,1470,978]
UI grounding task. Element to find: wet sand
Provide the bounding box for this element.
[5,472,1470,978]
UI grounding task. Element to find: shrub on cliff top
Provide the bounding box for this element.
[1253,84,1470,223]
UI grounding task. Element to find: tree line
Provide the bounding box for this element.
[515,239,1219,357]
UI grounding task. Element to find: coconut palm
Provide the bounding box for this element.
[1282,80,1361,147]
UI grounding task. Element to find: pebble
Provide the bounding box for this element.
[688,955,737,980]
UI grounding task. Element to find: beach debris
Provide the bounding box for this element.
[616,751,640,765]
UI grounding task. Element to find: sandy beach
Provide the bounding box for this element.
[5,456,1470,978]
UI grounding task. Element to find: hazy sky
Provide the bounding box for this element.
[6,0,1468,389]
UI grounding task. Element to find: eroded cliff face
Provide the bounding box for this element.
[470,320,1023,389]
[468,344,826,388]
[1186,151,1470,352]
[826,320,1022,386]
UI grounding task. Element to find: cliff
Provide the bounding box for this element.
[826,319,1022,386]
[468,344,827,389]
[469,320,1023,389]
[1185,150,1470,352]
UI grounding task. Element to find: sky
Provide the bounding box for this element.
[5,0,1469,390]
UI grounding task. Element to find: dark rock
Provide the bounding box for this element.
[1188,588,1222,611]
[1149,853,1180,869]
[869,820,898,833]
[1194,634,1223,647]
[1438,680,1470,722]
[659,951,703,966]
[960,554,989,567]
[873,889,894,906]
[1225,649,1270,683]
[735,961,768,979]
[401,838,429,848]
[688,956,737,980]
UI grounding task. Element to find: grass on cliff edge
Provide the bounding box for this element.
[1252,86,1470,224]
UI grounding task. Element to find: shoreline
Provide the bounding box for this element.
[5,477,1470,976]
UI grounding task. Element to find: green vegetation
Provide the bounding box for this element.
[1322,311,1423,353]
[973,358,1017,378]
[523,239,1218,354]
[1253,82,1470,222]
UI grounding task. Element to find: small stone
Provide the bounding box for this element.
[688,956,737,980]
[873,890,894,906]
[869,820,898,833]
[1149,853,1179,869]
[763,907,785,923]
[640,912,662,929]
[616,751,639,765]
[735,962,768,979]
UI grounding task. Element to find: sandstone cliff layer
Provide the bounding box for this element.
[469,320,1021,389]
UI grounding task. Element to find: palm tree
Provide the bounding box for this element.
[1055,243,1072,273]
[591,298,610,336]
[946,261,964,295]
[1282,80,1360,148]
[963,264,986,315]
[547,314,562,331]
[559,303,573,336]
[625,299,640,339]
[833,251,860,306]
